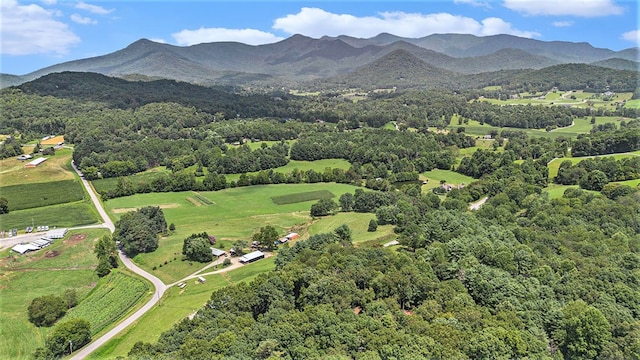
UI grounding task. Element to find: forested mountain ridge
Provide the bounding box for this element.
[2,33,637,89]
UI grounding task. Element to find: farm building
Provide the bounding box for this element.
[11,238,53,255]
[41,135,65,146]
[24,157,47,168]
[239,250,265,264]
[210,248,226,258]
[16,154,33,161]
[44,228,68,239]
[279,232,300,243]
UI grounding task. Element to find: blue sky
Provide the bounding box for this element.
[1,0,639,75]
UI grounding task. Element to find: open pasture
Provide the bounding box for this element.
[224,158,352,182]
[478,90,633,109]
[89,257,276,359]
[308,212,396,245]
[0,149,75,186]
[548,151,640,178]
[420,169,476,191]
[105,183,361,282]
[271,189,335,205]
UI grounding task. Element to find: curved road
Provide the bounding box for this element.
[70,163,167,360]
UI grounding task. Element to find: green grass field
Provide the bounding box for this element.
[104,183,362,283]
[625,99,640,108]
[89,257,276,359]
[0,229,110,360]
[224,158,352,182]
[0,202,100,231]
[0,179,85,211]
[308,212,396,246]
[479,91,633,110]
[420,169,476,191]
[91,167,170,195]
[271,190,335,205]
[548,151,640,179]
[0,149,75,187]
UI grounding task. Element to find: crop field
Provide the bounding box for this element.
[271,189,335,205]
[0,179,85,211]
[0,149,75,186]
[62,271,149,335]
[0,229,103,360]
[104,183,361,282]
[90,257,276,359]
[308,212,396,245]
[0,202,100,231]
[625,99,640,108]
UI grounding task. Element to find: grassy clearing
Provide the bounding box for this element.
[244,139,296,151]
[548,152,640,178]
[542,184,598,199]
[271,190,335,205]
[625,99,640,108]
[61,271,149,335]
[104,183,361,282]
[420,169,476,191]
[224,158,352,182]
[0,148,75,187]
[90,257,276,359]
[308,212,396,245]
[0,202,100,231]
[91,167,170,194]
[0,179,85,211]
[0,228,102,360]
[478,91,633,109]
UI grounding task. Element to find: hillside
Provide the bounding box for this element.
[2,33,638,89]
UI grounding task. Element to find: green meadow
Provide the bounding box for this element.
[420,169,476,191]
[104,183,362,283]
[0,179,85,211]
[308,212,396,246]
[224,158,352,182]
[548,151,640,179]
[89,257,276,359]
[0,202,100,231]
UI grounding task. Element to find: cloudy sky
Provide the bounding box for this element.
[1,0,638,75]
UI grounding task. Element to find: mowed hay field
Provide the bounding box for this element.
[0,148,75,186]
[0,229,107,360]
[308,212,396,246]
[104,183,362,282]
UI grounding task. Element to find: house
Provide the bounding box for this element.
[25,157,47,168]
[210,248,226,258]
[239,250,265,264]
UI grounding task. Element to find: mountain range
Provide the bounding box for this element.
[1,33,638,89]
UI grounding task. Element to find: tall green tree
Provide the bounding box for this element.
[252,225,279,251]
[555,300,611,359]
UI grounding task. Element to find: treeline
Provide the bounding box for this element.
[555,157,640,188]
[112,206,167,257]
[459,101,573,129]
[572,128,640,156]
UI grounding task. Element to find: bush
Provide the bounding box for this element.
[28,295,67,327]
[368,219,378,232]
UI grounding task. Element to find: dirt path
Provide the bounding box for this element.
[469,196,489,211]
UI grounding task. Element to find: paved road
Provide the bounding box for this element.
[70,163,167,360]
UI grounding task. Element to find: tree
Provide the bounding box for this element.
[252,225,279,251]
[579,170,609,191]
[182,234,213,263]
[555,300,611,359]
[368,219,378,232]
[0,197,8,214]
[46,319,91,357]
[310,198,338,217]
[232,240,249,256]
[62,289,77,309]
[169,223,176,232]
[338,192,354,212]
[28,295,67,327]
[114,209,162,256]
[334,224,353,246]
[94,235,118,277]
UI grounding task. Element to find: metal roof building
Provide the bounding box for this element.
[239,250,265,264]
[210,248,226,257]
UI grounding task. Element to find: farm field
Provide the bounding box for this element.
[0,148,75,186]
[224,158,352,182]
[0,202,100,231]
[89,257,276,359]
[0,229,109,360]
[625,99,640,108]
[478,90,632,109]
[0,179,85,211]
[542,184,597,199]
[420,169,476,191]
[308,212,396,245]
[104,183,362,282]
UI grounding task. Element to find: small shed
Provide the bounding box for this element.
[210,248,226,258]
[12,244,40,255]
[197,276,206,283]
[44,228,67,239]
[285,233,299,241]
[239,250,265,264]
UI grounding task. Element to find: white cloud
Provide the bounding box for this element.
[75,1,112,15]
[41,0,56,4]
[172,28,284,46]
[0,0,80,55]
[503,0,623,17]
[454,0,491,8]
[621,30,639,44]
[71,13,96,25]
[553,21,574,27]
[149,38,167,44]
[272,7,538,39]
